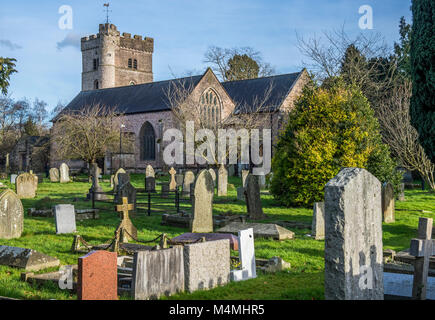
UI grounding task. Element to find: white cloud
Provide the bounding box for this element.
[56,33,81,51]
[0,39,22,50]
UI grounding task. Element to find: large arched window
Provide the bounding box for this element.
[200,88,222,128]
[140,122,156,161]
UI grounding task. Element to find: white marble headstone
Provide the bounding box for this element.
[54,204,76,234]
[231,228,256,281]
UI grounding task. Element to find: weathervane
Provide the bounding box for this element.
[103,3,111,24]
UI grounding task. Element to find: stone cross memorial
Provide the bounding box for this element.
[231,228,257,281]
[54,204,77,234]
[0,189,23,239]
[410,217,433,300]
[114,197,137,243]
[324,168,384,300]
[169,167,177,191]
[16,173,38,199]
[59,163,70,183]
[382,182,395,223]
[191,169,214,233]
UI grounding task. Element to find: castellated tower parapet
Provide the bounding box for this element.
[81,23,154,91]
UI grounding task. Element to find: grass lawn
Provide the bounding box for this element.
[0,174,434,300]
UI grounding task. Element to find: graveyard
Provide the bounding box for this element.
[0,169,434,300]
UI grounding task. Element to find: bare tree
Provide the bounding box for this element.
[204,46,275,82]
[164,78,273,166]
[377,81,434,190]
[52,104,128,166]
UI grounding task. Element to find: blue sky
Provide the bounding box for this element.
[0,0,412,111]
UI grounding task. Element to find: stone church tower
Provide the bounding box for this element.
[81,23,154,91]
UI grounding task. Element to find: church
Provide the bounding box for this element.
[50,23,308,174]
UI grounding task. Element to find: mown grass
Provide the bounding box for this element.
[0,174,433,300]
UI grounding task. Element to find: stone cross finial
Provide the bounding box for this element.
[115,197,134,219]
[169,167,177,191]
[410,217,433,300]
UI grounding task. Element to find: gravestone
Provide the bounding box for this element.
[312,202,325,240]
[59,163,70,183]
[15,173,38,199]
[228,165,235,177]
[244,174,266,220]
[110,175,115,189]
[145,177,156,192]
[172,233,239,250]
[145,165,155,179]
[0,246,59,271]
[49,168,60,182]
[382,182,395,223]
[145,165,156,192]
[324,167,383,300]
[218,165,228,196]
[0,189,23,239]
[114,174,137,213]
[161,182,169,198]
[208,168,217,187]
[77,250,118,300]
[217,222,294,240]
[175,174,184,188]
[132,246,184,300]
[183,171,195,196]
[397,183,405,201]
[258,174,266,189]
[10,174,17,184]
[114,197,138,243]
[183,239,230,292]
[113,168,126,190]
[169,167,177,191]
[54,204,77,234]
[191,169,214,233]
[231,228,256,281]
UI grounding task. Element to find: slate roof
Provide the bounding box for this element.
[60,69,304,118]
[222,71,304,113]
[61,74,203,117]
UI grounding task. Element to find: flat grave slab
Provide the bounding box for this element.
[161,213,245,229]
[0,245,60,271]
[217,222,295,240]
[171,233,239,250]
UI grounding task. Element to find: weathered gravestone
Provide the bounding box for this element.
[0,189,23,239]
[114,197,138,243]
[397,183,405,201]
[182,171,195,196]
[191,169,214,233]
[175,173,184,188]
[77,250,118,300]
[145,177,156,192]
[258,174,266,189]
[171,233,239,250]
[241,170,249,187]
[113,168,126,191]
[114,173,137,213]
[169,167,177,191]
[237,187,245,201]
[59,163,70,183]
[132,246,184,300]
[161,182,169,198]
[54,204,77,234]
[218,165,228,196]
[245,174,266,220]
[0,245,59,271]
[10,174,17,184]
[49,168,60,182]
[324,167,383,300]
[15,173,38,199]
[145,165,156,192]
[312,202,325,240]
[231,228,256,281]
[382,182,395,223]
[183,239,230,292]
[208,168,217,187]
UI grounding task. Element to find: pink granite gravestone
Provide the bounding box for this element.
[77,250,118,300]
